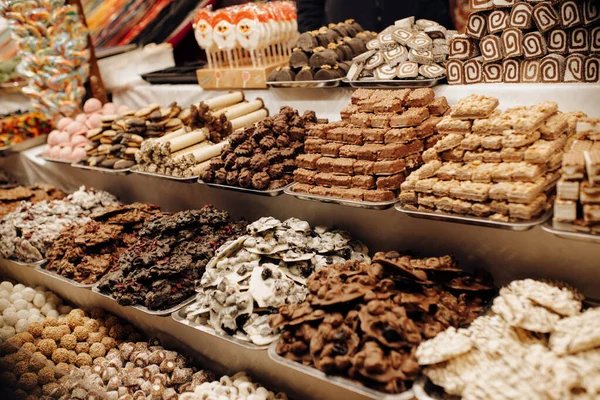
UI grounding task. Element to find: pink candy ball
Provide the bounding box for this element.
[75,113,88,124]
[57,118,73,131]
[70,134,88,147]
[86,113,102,129]
[83,98,102,114]
[48,145,61,158]
[47,130,60,146]
[67,121,85,136]
[59,146,73,159]
[56,131,70,145]
[102,102,118,115]
[71,147,87,161]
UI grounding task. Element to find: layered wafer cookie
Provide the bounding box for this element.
[562,151,585,180]
[584,150,600,184]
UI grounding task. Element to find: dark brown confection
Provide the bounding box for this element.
[259,136,277,150]
[226,170,239,186]
[266,149,282,164]
[210,158,225,170]
[213,169,227,184]
[252,172,271,190]
[268,164,285,179]
[281,148,296,159]
[238,170,253,188]
[96,207,247,310]
[235,157,251,169]
[250,154,269,171]
[276,134,291,148]
[224,153,237,170]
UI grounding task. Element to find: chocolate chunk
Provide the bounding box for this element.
[251,171,271,190]
[295,67,315,81]
[310,49,338,68]
[238,169,253,188]
[290,49,310,68]
[296,32,319,52]
[250,154,269,171]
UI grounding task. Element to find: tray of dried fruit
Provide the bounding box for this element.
[199,180,291,197]
[0,134,48,155]
[541,222,600,245]
[91,284,196,317]
[35,266,95,289]
[348,77,445,89]
[268,342,416,400]
[71,162,131,175]
[395,203,553,232]
[284,183,398,210]
[267,77,345,88]
[130,167,199,183]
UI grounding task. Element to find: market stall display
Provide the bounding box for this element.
[0,184,66,220]
[269,19,375,84]
[289,88,448,204]
[270,251,494,394]
[199,107,316,191]
[397,94,582,222]
[43,203,161,286]
[193,3,298,89]
[552,117,600,234]
[95,206,248,312]
[416,279,599,399]
[74,102,184,171]
[42,99,128,163]
[448,0,600,84]
[183,216,370,347]
[0,187,119,263]
[0,110,52,151]
[0,1,91,117]
[135,92,269,179]
[347,17,455,84]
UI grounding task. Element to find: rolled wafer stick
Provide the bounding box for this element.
[167,129,209,153]
[230,109,269,131]
[190,141,229,163]
[191,160,212,176]
[155,127,190,144]
[212,99,264,120]
[172,141,210,160]
[202,92,244,110]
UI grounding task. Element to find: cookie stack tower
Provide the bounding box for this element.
[398,94,583,221]
[448,0,600,84]
[291,88,450,202]
[553,118,600,233]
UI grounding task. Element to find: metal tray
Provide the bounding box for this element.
[284,184,398,210]
[36,266,95,289]
[0,258,46,268]
[395,204,553,231]
[38,154,73,164]
[267,77,344,88]
[199,181,290,197]
[0,135,48,155]
[348,77,445,89]
[172,306,271,350]
[541,222,600,244]
[412,378,444,400]
[268,342,415,400]
[130,168,198,183]
[91,284,196,316]
[71,162,131,175]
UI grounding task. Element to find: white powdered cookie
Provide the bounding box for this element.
[416,326,473,365]
[492,288,561,333]
[508,279,582,317]
[550,308,600,355]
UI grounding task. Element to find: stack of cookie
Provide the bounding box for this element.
[399,94,584,221]
[347,17,455,82]
[77,103,186,170]
[553,118,600,234]
[269,19,377,82]
[291,88,449,203]
[135,95,268,178]
[449,0,600,84]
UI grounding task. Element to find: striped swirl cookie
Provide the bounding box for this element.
[483,63,503,83]
[570,28,590,53]
[540,54,566,83]
[493,0,516,7]
[523,32,548,60]
[365,52,385,70]
[446,59,465,84]
[408,48,434,64]
[469,0,493,11]
[547,29,569,54]
[501,28,524,58]
[466,12,488,40]
[464,57,484,84]
[583,0,600,26]
[521,59,541,83]
[502,58,521,83]
[392,28,414,45]
[419,64,446,78]
[397,61,419,79]
[374,63,399,80]
[560,0,583,29]
[407,33,433,50]
[584,55,600,82]
[415,19,440,30]
[532,3,560,33]
[488,10,510,35]
[366,39,381,50]
[424,25,447,40]
[564,54,586,82]
[449,35,479,60]
[378,32,398,50]
[480,35,505,63]
[592,26,600,53]
[383,46,408,66]
[510,3,533,29]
